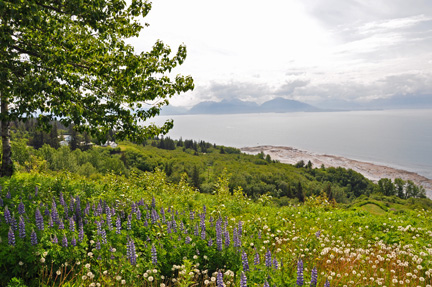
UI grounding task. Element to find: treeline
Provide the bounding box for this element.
[5,126,428,205]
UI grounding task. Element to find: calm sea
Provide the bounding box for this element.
[150,109,432,179]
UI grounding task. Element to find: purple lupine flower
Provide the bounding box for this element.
[44,207,50,217]
[265,249,272,268]
[34,186,38,197]
[78,225,84,242]
[18,201,25,215]
[158,209,165,224]
[263,280,270,287]
[51,205,59,224]
[315,230,321,238]
[310,267,318,287]
[233,227,241,248]
[71,236,77,247]
[35,208,44,231]
[254,252,260,265]
[106,207,113,230]
[11,215,17,231]
[238,221,243,236]
[324,279,330,287]
[258,230,261,239]
[144,219,148,227]
[19,216,26,238]
[69,217,75,232]
[52,234,58,244]
[194,223,199,236]
[116,216,121,234]
[151,244,157,265]
[190,211,195,220]
[129,239,137,265]
[242,251,249,272]
[201,227,206,240]
[48,214,53,228]
[240,272,247,287]
[4,206,11,224]
[296,259,304,286]
[62,235,68,247]
[96,240,101,250]
[127,214,132,230]
[208,237,213,247]
[101,229,107,244]
[151,208,159,224]
[58,219,64,229]
[6,190,11,199]
[151,197,156,209]
[31,230,38,245]
[131,203,137,214]
[217,271,224,287]
[8,227,15,246]
[136,208,141,220]
[96,220,102,235]
[59,192,65,206]
[185,236,191,244]
[216,218,223,251]
[273,257,278,270]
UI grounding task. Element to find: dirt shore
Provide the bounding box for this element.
[241,145,432,197]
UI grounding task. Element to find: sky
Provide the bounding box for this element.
[129,0,432,107]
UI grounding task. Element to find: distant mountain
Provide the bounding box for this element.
[184,97,320,115]
[260,97,319,112]
[188,99,260,114]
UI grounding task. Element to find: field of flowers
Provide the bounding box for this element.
[0,171,431,287]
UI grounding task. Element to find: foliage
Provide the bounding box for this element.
[0,0,194,176]
[0,171,431,287]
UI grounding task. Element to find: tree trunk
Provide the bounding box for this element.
[1,96,13,177]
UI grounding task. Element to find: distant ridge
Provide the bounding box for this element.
[161,97,320,115]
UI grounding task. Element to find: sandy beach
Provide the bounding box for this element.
[241,145,432,197]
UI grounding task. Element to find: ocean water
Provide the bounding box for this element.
[150,109,432,179]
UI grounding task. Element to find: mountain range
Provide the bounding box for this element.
[160,94,432,115]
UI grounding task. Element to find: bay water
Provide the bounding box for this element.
[150,109,432,180]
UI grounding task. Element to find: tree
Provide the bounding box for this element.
[0,0,194,176]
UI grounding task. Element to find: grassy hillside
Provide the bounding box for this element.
[0,171,431,286]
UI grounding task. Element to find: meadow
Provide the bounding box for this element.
[1,170,431,287]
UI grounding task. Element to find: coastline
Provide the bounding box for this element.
[241,145,432,197]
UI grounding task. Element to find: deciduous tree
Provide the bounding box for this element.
[0,0,193,176]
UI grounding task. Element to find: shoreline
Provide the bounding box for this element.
[241,145,432,197]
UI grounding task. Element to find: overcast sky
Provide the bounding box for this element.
[129,0,432,107]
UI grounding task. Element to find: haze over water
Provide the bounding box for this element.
[152,109,432,179]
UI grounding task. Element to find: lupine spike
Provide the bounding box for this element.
[242,251,249,272]
[240,271,247,287]
[296,259,304,286]
[324,279,330,287]
[35,208,44,231]
[18,201,25,215]
[151,244,157,265]
[265,249,272,268]
[8,227,15,246]
[216,271,224,287]
[310,266,318,287]
[62,235,68,247]
[31,230,38,245]
[19,216,26,238]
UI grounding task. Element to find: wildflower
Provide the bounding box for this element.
[78,224,84,242]
[216,271,224,287]
[56,270,61,275]
[242,251,249,272]
[216,218,223,251]
[311,267,318,287]
[265,249,272,267]
[148,276,154,282]
[324,279,330,287]
[71,236,77,247]
[69,217,75,232]
[40,257,46,263]
[35,208,44,231]
[116,275,122,281]
[19,216,26,238]
[18,201,25,215]
[263,280,270,287]
[19,261,23,266]
[151,244,157,265]
[62,235,68,247]
[240,272,247,287]
[128,239,137,265]
[52,234,58,244]
[4,206,11,224]
[121,279,126,285]
[297,259,304,286]
[31,230,38,245]
[116,216,121,234]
